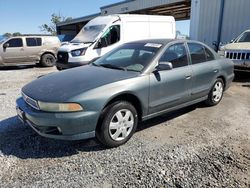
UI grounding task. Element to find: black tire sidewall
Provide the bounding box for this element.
[206,78,224,106]
[41,54,56,67]
[96,101,138,148]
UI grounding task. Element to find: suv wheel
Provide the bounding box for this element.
[96,101,138,147]
[40,54,56,67]
[205,78,224,106]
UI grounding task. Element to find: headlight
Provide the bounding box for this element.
[38,101,83,112]
[71,48,86,57]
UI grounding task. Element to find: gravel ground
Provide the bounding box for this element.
[0,66,249,187]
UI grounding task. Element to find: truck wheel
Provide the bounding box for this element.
[96,101,138,148]
[40,54,56,67]
[205,78,224,106]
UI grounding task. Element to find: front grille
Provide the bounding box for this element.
[226,51,250,60]
[57,51,69,64]
[22,92,39,110]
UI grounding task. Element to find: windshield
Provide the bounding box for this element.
[0,36,7,44]
[92,42,163,72]
[236,31,250,43]
[71,24,106,43]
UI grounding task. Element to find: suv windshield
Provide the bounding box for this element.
[71,24,106,43]
[92,42,162,72]
[236,31,250,43]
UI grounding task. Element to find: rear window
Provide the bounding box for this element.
[26,38,42,46]
[188,43,206,64]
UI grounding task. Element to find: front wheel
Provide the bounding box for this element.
[96,101,138,148]
[205,78,224,106]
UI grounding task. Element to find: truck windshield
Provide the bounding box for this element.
[236,31,250,43]
[71,24,106,43]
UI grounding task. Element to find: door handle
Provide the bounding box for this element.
[185,75,192,79]
[213,69,218,73]
[20,48,24,51]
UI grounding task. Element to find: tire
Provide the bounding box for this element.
[40,54,56,67]
[56,66,63,71]
[96,101,138,148]
[205,78,224,106]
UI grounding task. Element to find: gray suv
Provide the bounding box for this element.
[16,39,234,147]
[0,35,60,67]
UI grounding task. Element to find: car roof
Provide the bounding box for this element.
[125,39,205,46]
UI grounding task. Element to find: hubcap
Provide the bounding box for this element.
[109,109,134,141]
[212,81,223,102]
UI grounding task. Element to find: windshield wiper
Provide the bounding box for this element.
[99,64,126,71]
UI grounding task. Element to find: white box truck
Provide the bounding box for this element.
[56,14,176,70]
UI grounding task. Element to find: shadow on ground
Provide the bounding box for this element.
[0,64,38,71]
[233,70,250,83]
[0,105,198,159]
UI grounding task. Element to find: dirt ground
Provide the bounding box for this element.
[0,65,249,187]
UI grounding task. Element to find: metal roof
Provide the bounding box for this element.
[57,13,101,27]
[100,0,135,9]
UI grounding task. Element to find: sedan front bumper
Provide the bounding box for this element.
[16,97,99,140]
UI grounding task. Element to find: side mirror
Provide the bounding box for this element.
[3,43,9,48]
[230,38,235,43]
[156,62,173,71]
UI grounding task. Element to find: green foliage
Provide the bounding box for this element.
[3,33,12,38]
[40,13,72,35]
[2,32,21,37]
[12,32,21,36]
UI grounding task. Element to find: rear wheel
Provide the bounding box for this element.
[40,54,56,67]
[96,101,138,147]
[205,78,224,106]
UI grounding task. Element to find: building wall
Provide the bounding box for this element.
[221,0,250,42]
[190,0,250,48]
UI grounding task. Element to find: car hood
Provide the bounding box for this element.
[59,42,91,52]
[22,65,139,102]
[224,42,250,50]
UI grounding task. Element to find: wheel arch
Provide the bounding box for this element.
[217,75,226,89]
[103,92,143,121]
[39,51,56,61]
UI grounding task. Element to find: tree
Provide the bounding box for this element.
[40,13,72,35]
[3,33,12,38]
[12,32,21,36]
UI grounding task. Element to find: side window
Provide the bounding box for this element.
[204,47,215,61]
[101,25,120,47]
[26,38,42,47]
[5,38,23,47]
[188,43,206,64]
[159,43,188,68]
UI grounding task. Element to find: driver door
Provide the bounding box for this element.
[149,42,192,114]
[2,38,26,64]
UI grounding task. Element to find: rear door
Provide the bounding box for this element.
[187,42,217,99]
[2,38,26,64]
[25,37,42,62]
[149,42,192,114]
